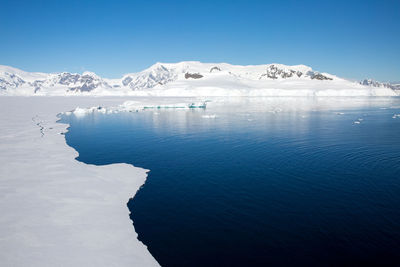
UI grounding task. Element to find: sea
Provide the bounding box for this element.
[61,97,400,266]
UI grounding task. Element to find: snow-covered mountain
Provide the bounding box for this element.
[360,79,400,92]
[0,62,397,96]
[0,65,114,96]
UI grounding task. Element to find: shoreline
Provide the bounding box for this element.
[0,97,159,266]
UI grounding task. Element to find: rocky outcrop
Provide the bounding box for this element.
[210,66,221,73]
[361,79,400,91]
[262,65,296,79]
[259,65,305,79]
[258,65,333,81]
[185,72,203,79]
[308,72,333,80]
[122,76,133,86]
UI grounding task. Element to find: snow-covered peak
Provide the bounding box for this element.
[0,66,111,94]
[135,61,335,81]
[360,79,400,91]
[82,71,100,78]
[0,62,398,96]
[0,65,48,82]
[0,65,25,74]
[121,63,179,90]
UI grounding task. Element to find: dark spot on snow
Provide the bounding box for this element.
[122,76,133,86]
[308,72,332,80]
[185,72,203,79]
[32,116,45,137]
[210,66,221,73]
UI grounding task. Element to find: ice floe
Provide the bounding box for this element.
[0,97,159,266]
[202,114,217,119]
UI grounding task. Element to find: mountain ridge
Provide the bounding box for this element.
[0,62,397,96]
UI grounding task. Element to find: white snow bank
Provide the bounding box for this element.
[202,114,217,119]
[67,100,208,116]
[0,97,159,267]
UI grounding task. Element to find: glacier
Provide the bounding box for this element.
[0,61,397,96]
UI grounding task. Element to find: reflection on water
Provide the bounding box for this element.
[62,97,400,266]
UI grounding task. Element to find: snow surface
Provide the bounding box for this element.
[202,114,217,119]
[1,62,397,96]
[0,97,160,267]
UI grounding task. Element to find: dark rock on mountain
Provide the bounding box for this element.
[361,79,400,91]
[309,72,333,80]
[185,72,203,79]
[210,66,221,73]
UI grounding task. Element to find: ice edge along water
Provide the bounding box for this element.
[0,97,208,267]
[68,100,208,116]
[0,97,165,267]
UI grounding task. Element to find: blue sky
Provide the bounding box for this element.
[1,0,399,81]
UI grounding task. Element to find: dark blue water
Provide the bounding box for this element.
[62,98,400,266]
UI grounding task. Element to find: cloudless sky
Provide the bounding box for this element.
[0,0,399,81]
